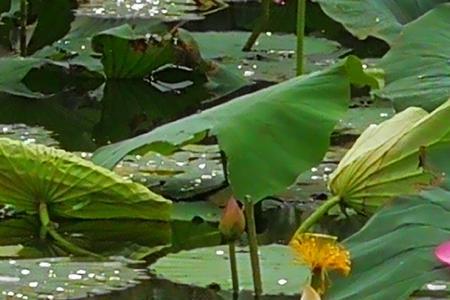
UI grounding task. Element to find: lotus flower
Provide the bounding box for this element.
[329,99,450,214]
[290,232,351,294]
[219,197,245,241]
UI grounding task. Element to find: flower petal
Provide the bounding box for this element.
[435,241,450,265]
[301,285,321,300]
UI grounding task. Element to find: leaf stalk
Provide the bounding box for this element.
[39,201,102,258]
[296,0,306,75]
[244,199,263,295]
[295,195,341,235]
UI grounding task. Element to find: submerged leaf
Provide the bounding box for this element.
[0,257,146,298]
[329,99,450,213]
[0,138,171,220]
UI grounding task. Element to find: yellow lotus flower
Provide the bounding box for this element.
[290,233,350,294]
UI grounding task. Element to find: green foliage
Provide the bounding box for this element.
[151,244,310,295]
[0,56,102,98]
[376,4,450,111]
[314,0,448,44]
[91,24,180,79]
[329,181,450,299]
[92,56,378,202]
[0,137,171,220]
[192,31,348,82]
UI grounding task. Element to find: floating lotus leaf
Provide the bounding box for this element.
[0,257,147,299]
[151,244,310,295]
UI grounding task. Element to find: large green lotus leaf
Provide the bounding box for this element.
[0,257,147,299]
[92,56,378,202]
[91,24,181,79]
[328,185,450,299]
[151,244,310,295]
[329,99,450,213]
[376,4,450,111]
[313,0,448,44]
[0,138,171,220]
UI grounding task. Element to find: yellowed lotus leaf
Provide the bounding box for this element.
[329,99,450,213]
[0,138,171,220]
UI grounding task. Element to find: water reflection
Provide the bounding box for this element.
[77,0,228,21]
[0,78,217,151]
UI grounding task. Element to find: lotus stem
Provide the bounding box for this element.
[295,195,341,235]
[39,202,102,258]
[228,241,240,294]
[242,0,271,51]
[19,0,27,56]
[296,0,306,75]
[244,198,263,295]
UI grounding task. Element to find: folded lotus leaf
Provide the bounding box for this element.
[0,138,171,221]
[329,99,450,213]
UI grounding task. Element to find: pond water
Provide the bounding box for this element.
[0,0,448,299]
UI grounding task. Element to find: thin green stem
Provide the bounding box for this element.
[295,195,341,235]
[19,0,27,56]
[39,202,102,258]
[242,0,271,51]
[228,241,239,295]
[244,200,263,295]
[296,0,306,75]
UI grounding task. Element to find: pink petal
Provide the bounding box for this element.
[435,241,450,265]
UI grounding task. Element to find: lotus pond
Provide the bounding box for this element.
[1,0,450,299]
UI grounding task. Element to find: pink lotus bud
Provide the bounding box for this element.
[219,197,246,241]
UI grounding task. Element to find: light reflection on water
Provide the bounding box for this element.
[76,0,223,21]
